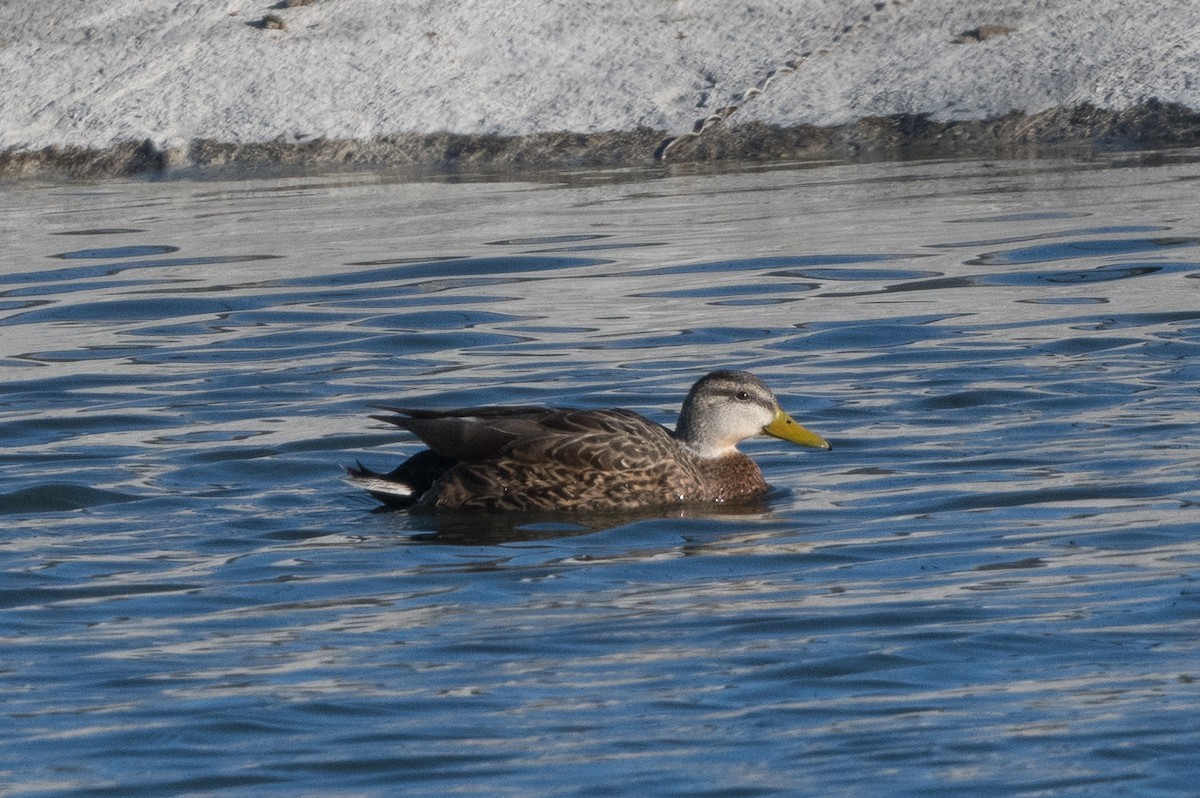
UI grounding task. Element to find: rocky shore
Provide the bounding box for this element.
[3,1,1198,180]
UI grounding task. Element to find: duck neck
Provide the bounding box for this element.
[674,411,735,459]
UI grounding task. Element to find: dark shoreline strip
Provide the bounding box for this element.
[3,101,1198,181]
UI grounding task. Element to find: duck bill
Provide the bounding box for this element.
[763,408,832,450]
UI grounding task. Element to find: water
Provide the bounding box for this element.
[2,154,1199,797]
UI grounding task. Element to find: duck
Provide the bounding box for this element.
[347,370,831,512]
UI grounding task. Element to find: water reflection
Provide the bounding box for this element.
[970,235,1200,265]
[384,500,778,545]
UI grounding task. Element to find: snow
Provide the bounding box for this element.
[1,0,1197,156]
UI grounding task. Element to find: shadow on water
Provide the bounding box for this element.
[363,497,778,545]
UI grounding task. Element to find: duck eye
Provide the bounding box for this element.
[735,390,750,401]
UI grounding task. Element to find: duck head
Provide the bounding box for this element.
[675,370,831,458]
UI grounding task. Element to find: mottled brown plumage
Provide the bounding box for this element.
[347,370,831,512]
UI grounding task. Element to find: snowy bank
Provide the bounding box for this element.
[2,0,1199,178]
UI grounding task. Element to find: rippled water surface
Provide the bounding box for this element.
[3,154,1200,797]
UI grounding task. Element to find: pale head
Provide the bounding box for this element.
[674,370,831,458]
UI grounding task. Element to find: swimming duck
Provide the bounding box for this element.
[348,370,831,512]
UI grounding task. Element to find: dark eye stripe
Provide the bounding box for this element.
[712,387,773,408]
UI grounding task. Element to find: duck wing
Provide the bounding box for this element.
[372,406,678,469]
[371,405,557,462]
[498,408,679,472]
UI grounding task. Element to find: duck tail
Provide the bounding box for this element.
[345,460,417,508]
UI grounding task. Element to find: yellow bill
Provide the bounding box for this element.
[763,408,832,450]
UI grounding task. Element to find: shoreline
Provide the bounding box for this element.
[4,101,1198,182]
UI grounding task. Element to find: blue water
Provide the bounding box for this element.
[2,155,1199,796]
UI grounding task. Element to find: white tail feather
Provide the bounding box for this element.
[345,476,413,499]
